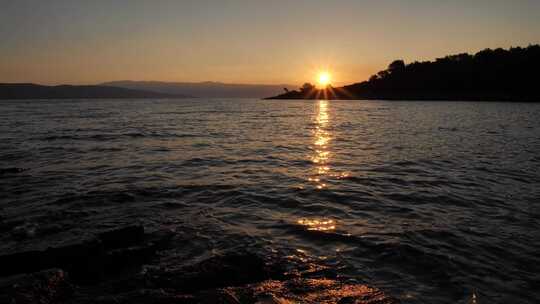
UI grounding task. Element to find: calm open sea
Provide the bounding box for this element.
[1,99,539,303]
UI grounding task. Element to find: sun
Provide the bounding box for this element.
[317,72,331,88]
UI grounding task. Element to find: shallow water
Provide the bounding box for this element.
[1,98,539,303]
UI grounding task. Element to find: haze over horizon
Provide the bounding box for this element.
[2,0,540,86]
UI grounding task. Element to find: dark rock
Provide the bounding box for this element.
[145,253,281,293]
[0,237,104,283]
[98,225,145,250]
[68,289,195,304]
[37,223,65,236]
[0,226,172,284]
[0,236,398,303]
[196,289,242,304]
[0,167,26,175]
[11,223,38,240]
[338,296,358,304]
[104,246,156,276]
[0,219,25,234]
[103,229,173,277]
[216,278,400,304]
[0,269,72,304]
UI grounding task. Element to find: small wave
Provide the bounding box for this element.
[438,127,459,132]
[40,132,198,141]
[0,167,27,176]
[370,242,463,286]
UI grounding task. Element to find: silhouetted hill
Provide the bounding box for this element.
[102,81,296,98]
[268,45,540,101]
[0,83,190,99]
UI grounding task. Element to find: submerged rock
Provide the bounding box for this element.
[0,167,27,176]
[11,223,38,240]
[98,225,145,249]
[214,278,399,304]
[0,237,105,283]
[0,268,73,304]
[0,226,399,303]
[69,288,196,304]
[145,253,282,293]
[65,251,398,304]
[0,225,172,283]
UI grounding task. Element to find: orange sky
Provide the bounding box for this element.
[1,1,539,86]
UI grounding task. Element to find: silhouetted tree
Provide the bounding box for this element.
[300,83,315,93]
[377,71,390,79]
[388,60,405,73]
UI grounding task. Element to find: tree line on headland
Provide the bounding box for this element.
[267,45,540,101]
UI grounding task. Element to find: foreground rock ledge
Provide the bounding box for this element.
[0,269,72,304]
[70,277,398,304]
[208,278,399,304]
[0,225,399,304]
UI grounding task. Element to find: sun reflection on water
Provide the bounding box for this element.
[297,101,350,235]
[307,100,351,190]
[297,218,336,231]
[309,100,332,190]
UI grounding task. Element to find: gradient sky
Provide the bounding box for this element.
[1,0,540,86]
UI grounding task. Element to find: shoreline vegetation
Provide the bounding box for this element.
[267,45,540,101]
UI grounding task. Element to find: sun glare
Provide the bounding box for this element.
[317,72,331,88]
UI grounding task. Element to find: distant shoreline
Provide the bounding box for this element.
[0,83,191,100]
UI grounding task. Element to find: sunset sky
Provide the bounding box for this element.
[2,0,540,86]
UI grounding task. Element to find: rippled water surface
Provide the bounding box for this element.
[1,99,539,303]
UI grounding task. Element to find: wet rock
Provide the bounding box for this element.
[103,229,173,277]
[0,236,398,303]
[145,253,282,293]
[99,225,145,250]
[11,223,38,240]
[0,167,27,176]
[195,289,242,304]
[0,226,172,284]
[142,252,398,303]
[36,223,65,236]
[283,261,337,280]
[251,294,291,304]
[0,218,24,234]
[215,278,399,304]
[68,289,195,304]
[0,269,72,304]
[0,237,105,283]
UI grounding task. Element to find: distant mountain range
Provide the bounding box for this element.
[101,81,295,98]
[0,83,189,100]
[269,45,540,102]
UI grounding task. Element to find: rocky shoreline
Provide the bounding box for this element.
[0,225,399,303]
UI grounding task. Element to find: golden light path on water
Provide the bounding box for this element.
[297,100,349,233]
[297,219,336,231]
[297,101,479,303]
[312,99,331,188]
